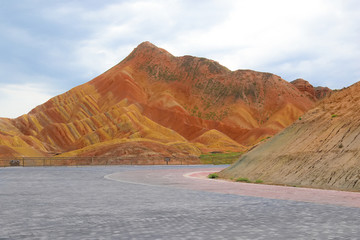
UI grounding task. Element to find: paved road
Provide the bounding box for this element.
[1,165,360,239]
[107,167,360,208]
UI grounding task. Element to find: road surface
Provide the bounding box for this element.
[1,165,359,239]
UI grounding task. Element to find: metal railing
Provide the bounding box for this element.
[0,156,200,167]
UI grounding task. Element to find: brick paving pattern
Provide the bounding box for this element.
[1,165,359,239]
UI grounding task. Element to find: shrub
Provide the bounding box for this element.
[331,114,338,118]
[208,173,219,179]
[236,177,251,183]
[199,152,243,165]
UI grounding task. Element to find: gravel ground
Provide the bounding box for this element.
[1,165,359,239]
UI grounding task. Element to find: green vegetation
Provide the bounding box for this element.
[188,103,230,121]
[146,65,179,82]
[205,111,217,120]
[331,114,338,118]
[244,84,257,99]
[208,173,219,179]
[194,78,232,106]
[199,152,242,165]
[233,177,263,183]
[191,105,199,115]
[236,177,251,183]
[260,136,271,142]
[298,117,302,120]
[194,77,261,105]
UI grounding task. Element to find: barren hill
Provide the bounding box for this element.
[0,42,316,158]
[220,82,360,191]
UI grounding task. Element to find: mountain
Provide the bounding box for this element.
[0,41,317,158]
[219,82,360,191]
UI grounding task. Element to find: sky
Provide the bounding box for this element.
[0,0,359,118]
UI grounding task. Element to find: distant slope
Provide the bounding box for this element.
[1,42,316,158]
[220,82,360,191]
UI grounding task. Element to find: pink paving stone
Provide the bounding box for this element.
[185,171,360,208]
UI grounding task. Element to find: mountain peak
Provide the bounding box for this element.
[137,41,157,48]
[123,41,173,63]
[134,41,171,55]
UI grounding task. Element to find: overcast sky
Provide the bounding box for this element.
[0,0,359,118]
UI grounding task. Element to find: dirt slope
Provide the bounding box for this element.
[1,42,316,158]
[220,82,360,191]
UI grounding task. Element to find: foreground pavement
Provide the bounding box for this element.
[1,165,360,239]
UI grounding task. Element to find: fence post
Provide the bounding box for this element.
[22,158,25,167]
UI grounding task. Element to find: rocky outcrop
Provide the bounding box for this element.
[291,78,332,100]
[291,78,316,100]
[315,86,332,99]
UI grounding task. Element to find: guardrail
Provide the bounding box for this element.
[0,156,200,167]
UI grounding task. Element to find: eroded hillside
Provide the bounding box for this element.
[220,83,360,191]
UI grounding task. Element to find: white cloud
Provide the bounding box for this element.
[157,0,360,89]
[0,0,359,118]
[0,84,55,118]
[62,0,231,77]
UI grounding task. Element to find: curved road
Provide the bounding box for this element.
[1,165,360,239]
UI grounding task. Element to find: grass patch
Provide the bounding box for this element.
[331,114,338,118]
[255,179,264,184]
[199,152,242,165]
[236,177,251,183]
[208,173,219,179]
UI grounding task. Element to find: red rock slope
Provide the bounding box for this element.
[0,42,316,158]
[220,82,360,191]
